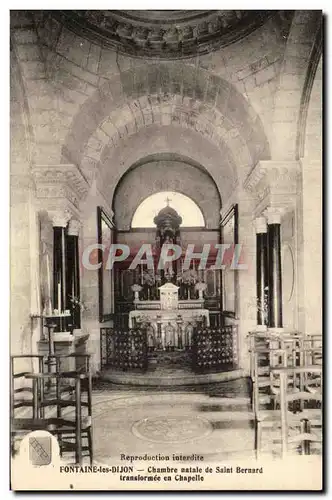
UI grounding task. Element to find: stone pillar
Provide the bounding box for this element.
[67,219,81,329]
[300,158,322,335]
[221,188,256,374]
[255,217,268,327]
[266,208,283,328]
[51,211,71,331]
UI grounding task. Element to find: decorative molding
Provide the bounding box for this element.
[243,160,301,216]
[55,10,273,60]
[254,217,267,233]
[49,209,72,228]
[67,219,81,236]
[32,164,89,219]
[263,206,285,225]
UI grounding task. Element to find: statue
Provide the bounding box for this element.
[147,325,155,351]
[153,200,182,284]
[159,282,179,310]
[164,322,176,351]
[184,323,194,350]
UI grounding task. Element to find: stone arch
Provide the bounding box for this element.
[298,43,322,160]
[271,10,322,160]
[61,62,271,186]
[112,153,222,230]
[82,93,251,182]
[94,125,237,205]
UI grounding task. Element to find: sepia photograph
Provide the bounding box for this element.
[9,8,323,491]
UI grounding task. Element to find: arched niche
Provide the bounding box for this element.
[112,154,221,230]
[132,191,205,229]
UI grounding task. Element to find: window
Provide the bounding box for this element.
[131,191,205,228]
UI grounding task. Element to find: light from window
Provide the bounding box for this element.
[131,191,205,228]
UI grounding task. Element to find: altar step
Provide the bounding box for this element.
[93,377,252,420]
[98,367,247,386]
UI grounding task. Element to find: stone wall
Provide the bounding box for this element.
[10,46,41,359]
[10,11,323,372]
[79,183,113,372]
[298,55,322,335]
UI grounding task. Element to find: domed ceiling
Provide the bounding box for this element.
[54,10,275,59]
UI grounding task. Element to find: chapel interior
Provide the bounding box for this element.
[10,10,323,472]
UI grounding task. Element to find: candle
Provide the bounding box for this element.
[58,282,62,313]
[35,266,41,314]
[46,253,51,301]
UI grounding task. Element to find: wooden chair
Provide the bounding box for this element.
[248,331,298,381]
[24,371,93,464]
[249,332,305,403]
[252,343,307,458]
[298,336,322,367]
[253,345,322,458]
[50,353,91,374]
[252,348,283,457]
[248,331,269,377]
[251,345,296,409]
[11,355,47,456]
[11,354,93,464]
[11,355,45,418]
[272,366,322,458]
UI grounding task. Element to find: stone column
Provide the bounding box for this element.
[32,164,89,363]
[67,219,81,329]
[244,160,301,333]
[51,211,71,331]
[266,208,283,328]
[255,217,268,327]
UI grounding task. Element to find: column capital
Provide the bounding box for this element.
[244,160,300,193]
[254,217,267,233]
[49,210,72,228]
[32,164,89,218]
[263,207,285,225]
[243,160,300,216]
[68,219,81,236]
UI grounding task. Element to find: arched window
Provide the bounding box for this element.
[131,191,205,228]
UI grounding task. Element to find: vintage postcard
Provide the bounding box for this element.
[10,8,323,491]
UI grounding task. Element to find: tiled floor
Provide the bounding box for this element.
[91,378,257,465]
[89,377,323,467]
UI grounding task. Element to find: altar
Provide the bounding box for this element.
[129,283,210,350]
